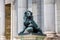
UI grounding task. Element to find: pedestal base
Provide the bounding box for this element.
[44,32,59,40]
[15,35,46,40]
[0,36,6,40]
[44,32,56,37]
[44,37,59,40]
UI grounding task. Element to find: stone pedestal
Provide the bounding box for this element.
[44,32,56,37]
[15,35,45,40]
[44,37,58,40]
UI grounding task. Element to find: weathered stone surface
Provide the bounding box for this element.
[5,4,11,40]
[15,35,45,40]
[44,37,60,40]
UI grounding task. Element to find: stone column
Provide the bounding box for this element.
[44,0,56,37]
[32,0,42,29]
[18,0,28,34]
[0,0,5,40]
[56,0,60,36]
[11,0,18,39]
[41,0,44,32]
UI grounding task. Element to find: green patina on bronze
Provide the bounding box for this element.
[18,10,43,35]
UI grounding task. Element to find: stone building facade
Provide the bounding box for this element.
[11,0,60,40]
[0,0,60,40]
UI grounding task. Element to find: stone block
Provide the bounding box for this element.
[44,37,59,40]
[15,35,46,40]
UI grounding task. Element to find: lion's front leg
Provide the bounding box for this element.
[18,27,27,35]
